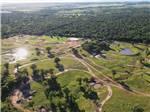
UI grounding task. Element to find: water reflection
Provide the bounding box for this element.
[13,48,28,60]
[4,48,28,63]
[120,48,133,55]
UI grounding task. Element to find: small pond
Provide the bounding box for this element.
[120,48,134,55]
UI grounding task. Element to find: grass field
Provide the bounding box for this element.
[27,70,97,111]
[1,35,150,112]
[57,70,96,112]
[103,87,150,112]
[19,57,87,76]
[79,42,150,93]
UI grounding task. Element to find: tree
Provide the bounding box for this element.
[1,76,17,101]
[48,68,54,77]
[63,87,70,98]
[46,47,51,54]
[46,47,54,58]
[4,63,9,69]
[15,63,21,69]
[50,103,57,112]
[82,41,110,55]
[30,64,38,80]
[3,63,9,76]
[76,78,82,86]
[2,7,150,43]
[72,48,78,55]
[133,105,144,112]
[72,48,82,58]
[22,68,29,76]
[35,48,40,56]
[30,64,37,70]
[54,57,60,64]
[141,74,144,79]
[40,69,45,80]
[112,70,116,79]
[83,78,89,83]
[1,99,20,112]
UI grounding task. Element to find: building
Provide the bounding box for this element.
[67,37,80,42]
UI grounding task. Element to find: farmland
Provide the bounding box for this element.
[1,2,150,112]
[1,35,150,112]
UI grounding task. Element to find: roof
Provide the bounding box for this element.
[68,38,79,41]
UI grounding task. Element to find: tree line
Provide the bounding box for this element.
[2,5,150,43]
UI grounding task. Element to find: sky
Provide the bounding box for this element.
[0,0,149,3]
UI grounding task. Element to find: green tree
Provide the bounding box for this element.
[30,64,37,70]
[133,105,144,112]
[112,70,116,79]
[3,63,9,76]
[54,57,60,64]
[48,68,54,78]
[15,63,21,69]
[46,47,51,54]
[35,48,40,56]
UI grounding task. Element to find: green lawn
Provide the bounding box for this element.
[2,37,150,112]
[125,75,150,93]
[30,82,50,107]
[40,36,67,43]
[103,87,150,112]
[57,70,90,86]
[21,57,87,76]
[27,70,96,111]
[57,70,96,112]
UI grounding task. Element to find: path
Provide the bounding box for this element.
[83,56,150,97]
[71,54,112,112]
[71,53,150,111]
[11,89,32,112]
[99,85,112,112]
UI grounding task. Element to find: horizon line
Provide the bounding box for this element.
[1,1,150,4]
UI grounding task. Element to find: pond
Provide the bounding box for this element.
[120,48,134,55]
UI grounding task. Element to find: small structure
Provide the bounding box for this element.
[144,57,150,63]
[38,106,48,112]
[67,37,80,47]
[89,76,103,89]
[67,37,80,42]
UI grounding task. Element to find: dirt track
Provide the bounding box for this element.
[99,85,112,112]
[11,90,32,112]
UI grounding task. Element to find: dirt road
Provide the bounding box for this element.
[11,89,32,112]
[99,85,112,112]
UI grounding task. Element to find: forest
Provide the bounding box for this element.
[1,3,150,43]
